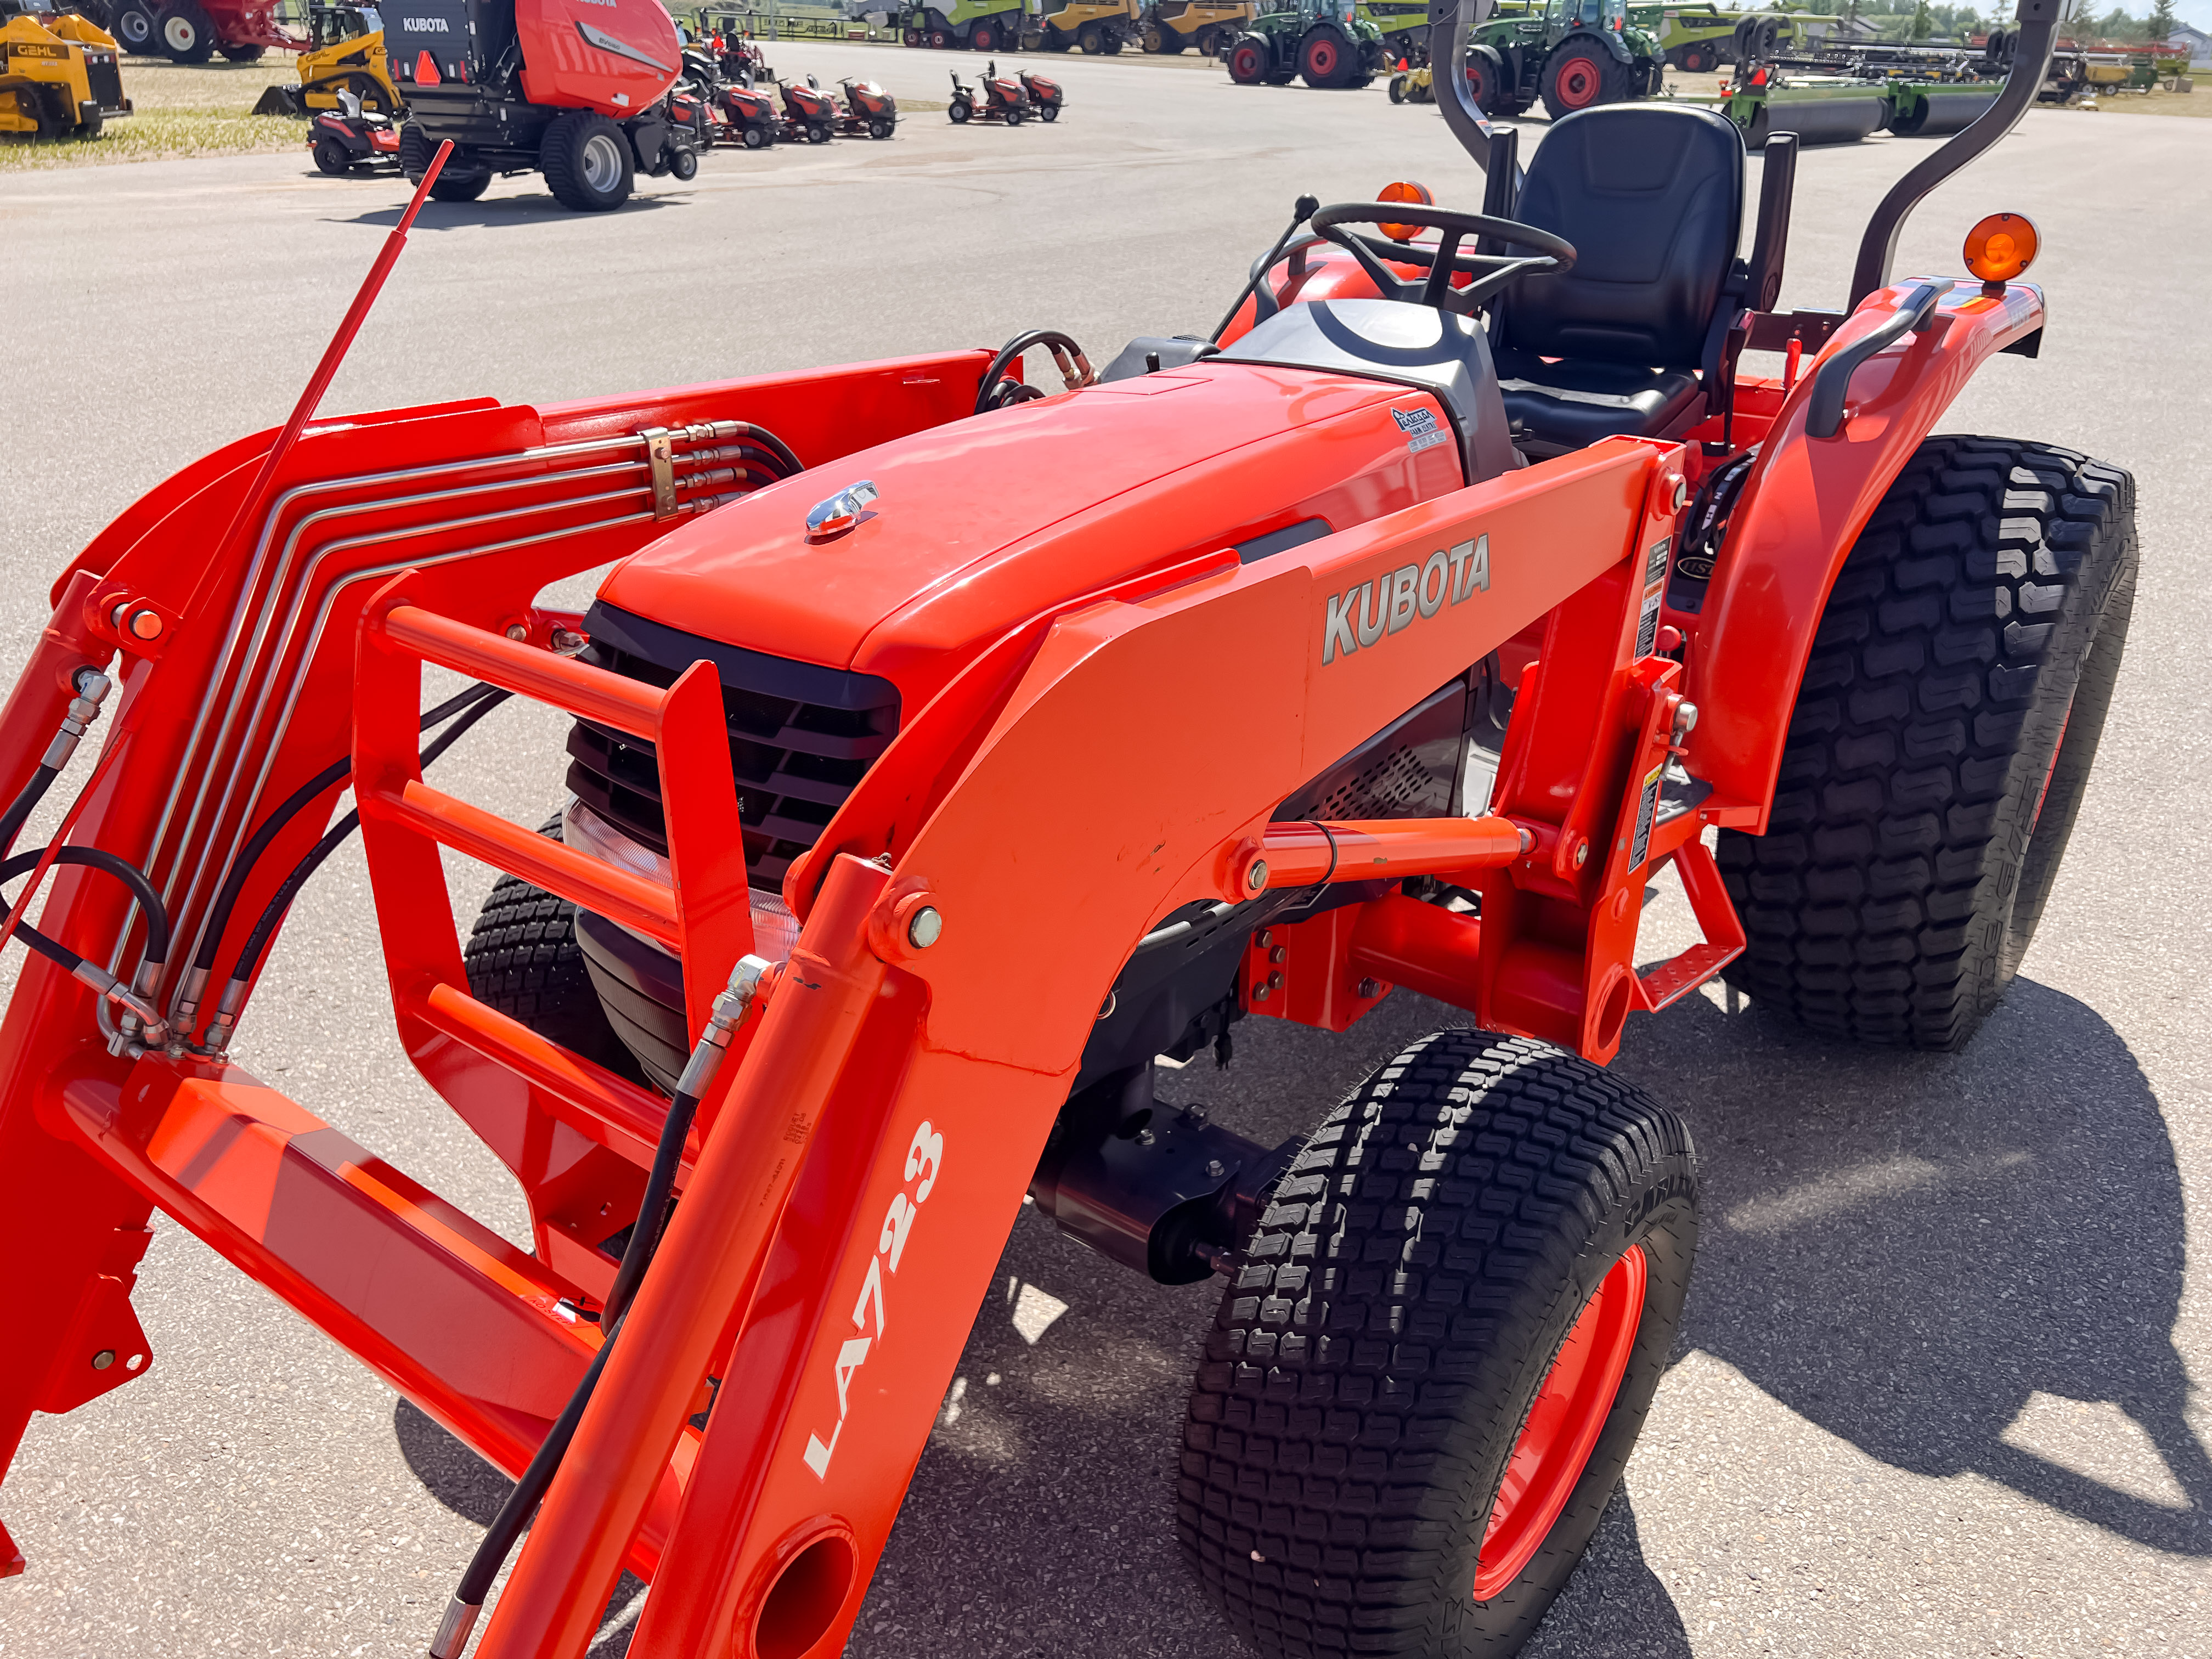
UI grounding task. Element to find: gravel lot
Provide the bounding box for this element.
[1,44,2207,1659]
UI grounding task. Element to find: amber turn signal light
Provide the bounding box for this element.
[1963,212,2039,289]
[1377,179,1432,244]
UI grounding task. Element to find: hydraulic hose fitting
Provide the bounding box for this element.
[110,956,167,1057]
[202,977,249,1058]
[672,953,776,1099]
[427,1594,479,1659]
[72,958,169,1048]
[170,962,211,1040]
[42,669,112,770]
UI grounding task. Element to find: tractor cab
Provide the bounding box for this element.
[306,2,379,49]
[1542,0,1621,41]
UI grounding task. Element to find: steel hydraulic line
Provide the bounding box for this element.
[146,496,728,1031]
[426,955,775,1659]
[156,464,691,941]
[163,413,800,911]
[153,471,748,1009]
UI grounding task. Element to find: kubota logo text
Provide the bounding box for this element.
[1321,534,1489,665]
[802,1119,945,1480]
[400,16,448,27]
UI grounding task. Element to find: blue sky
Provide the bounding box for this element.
[2169,0,2212,29]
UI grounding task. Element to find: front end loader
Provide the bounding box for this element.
[0,2,2132,1655]
[249,2,399,118]
[0,0,129,138]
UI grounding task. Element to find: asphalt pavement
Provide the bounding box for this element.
[1,43,2208,1659]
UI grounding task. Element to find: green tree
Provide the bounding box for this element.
[1911,0,1933,36]
[2147,0,2177,42]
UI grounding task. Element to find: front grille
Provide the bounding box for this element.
[564,602,900,894]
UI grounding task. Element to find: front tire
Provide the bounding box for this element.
[1180,1031,1697,1658]
[1225,36,1266,83]
[949,97,971,120]
[1719,437,2137,1049]
[541,110,633,211]
[312,134,352,174]
[464,834,644,1085]
[428,166,491,200]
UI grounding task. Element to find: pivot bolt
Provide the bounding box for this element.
[1357,978,1383,998]
[1573,840,1589,869]
[110,603,162,641]
[906,905,944,949]
[1246,859,1269,893]
[505,623,529,641]
[92,1349,115,1370]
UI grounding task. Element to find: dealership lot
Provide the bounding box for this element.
[1,46,2207,1658]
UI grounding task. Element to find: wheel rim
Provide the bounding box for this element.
[1232,45,1257,76]
[579,131,622,193]
[1467,65,1489,106]
[1473,1244,1646,1601]
[162,14,195,50]
[1309,38,1337,74]
[119,9,146,43]
[1555,56,1600,107]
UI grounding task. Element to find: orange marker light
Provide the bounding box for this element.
[1376,179,1433,245]
[1963,211,2039,288]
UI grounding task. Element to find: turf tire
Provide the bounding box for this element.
[463,820,644,1085]
[312,134,352,174]
[1180,1030,1697,1659]
[1718,437,2137,1050]
[429,166,491,200]
[541,110,633,211]
[949,97,971,120]
[397,119,430,181]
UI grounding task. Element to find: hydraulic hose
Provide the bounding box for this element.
[427,955,775,1659]
[0,845,172,965]
[190,680,500,977]
[202,687,512,1052]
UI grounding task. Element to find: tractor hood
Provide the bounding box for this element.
[596,359,1462,712]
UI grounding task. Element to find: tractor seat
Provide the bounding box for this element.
[1493,103,1745,457]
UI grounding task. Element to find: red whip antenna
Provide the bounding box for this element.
[206,138,455,567]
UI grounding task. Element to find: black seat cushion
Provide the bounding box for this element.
[1502,103,1745,369]
[1493,351,1706,454]
[1494,103,1743,451]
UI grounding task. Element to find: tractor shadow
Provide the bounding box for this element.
[339,193,687,229]
[1610,975,2211,1558]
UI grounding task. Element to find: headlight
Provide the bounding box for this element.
[561,797,800,963]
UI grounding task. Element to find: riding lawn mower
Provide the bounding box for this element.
[0,0,2129,1656]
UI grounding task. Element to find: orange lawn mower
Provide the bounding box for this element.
[0,1,2129,1655]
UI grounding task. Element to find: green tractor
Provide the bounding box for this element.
[1464,0,1664,119]
[1222,0,1387,87]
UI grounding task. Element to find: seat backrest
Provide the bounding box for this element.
[1499,104,1745,370]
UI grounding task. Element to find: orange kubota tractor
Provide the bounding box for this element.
[0,0,2127,1653]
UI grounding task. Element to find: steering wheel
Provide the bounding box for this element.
[1306,202,1576,318]
[975,329,1096,415]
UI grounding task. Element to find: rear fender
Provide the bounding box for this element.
[1691,279,2046,827]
